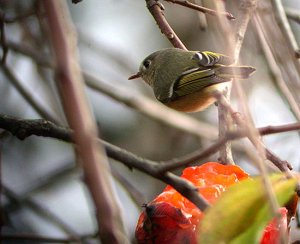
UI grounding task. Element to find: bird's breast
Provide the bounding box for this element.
[164,82,229,112]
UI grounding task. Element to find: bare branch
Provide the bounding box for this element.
[285,7,300,24]
[271,0,300,73]
[101,140,210,211]
[213,0,257,164]
[145,0,187,49]
[0,6,35,24]
[194,0,208,30]
[217,93,293,173]
[2,114,300,208]
[255,1,300,117]
[253,14,300,121]
[0,10,8,64]
[43,1,127,243]
[164,0,235,20]
[1,113,298,171]
[0,65,60,124]
[110,165,147,206]
[0,113,210,211]
[259,123,300,135]
[3,185,80,239]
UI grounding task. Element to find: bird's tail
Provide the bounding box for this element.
[216,66,256,79]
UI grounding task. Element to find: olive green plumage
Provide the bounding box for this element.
[129,48,255,112]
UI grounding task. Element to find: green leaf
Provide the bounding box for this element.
[198,174,297,244]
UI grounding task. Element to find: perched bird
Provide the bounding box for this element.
[129,48,255,112]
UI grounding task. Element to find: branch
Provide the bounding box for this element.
[285,7,300,24]
[217,94,293,173]
[100,139,210,211]
[0,114,71,141]
[255,1,300,112]
[110,164,147,206]
[253,14,300,121]
[145,0,187,49]
[213,0,257,164]
[164,0,235,20]
[0,65,60,124]
[1,113,297,172]
[0,10,8,64]
[5,41,218,140]
[3,185,80,238]
[194,0,208,30]
[271,0,300,73]
[0,113,211,211]
[2,114,300,207]
[233,0,257,61]
[43,1,127,243]
[0,9,35,24]
[259,123,300,135]
[159,135,229,172]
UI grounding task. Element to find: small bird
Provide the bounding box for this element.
[129,48,255,112]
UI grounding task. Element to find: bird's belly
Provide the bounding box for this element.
[164,83,229,113]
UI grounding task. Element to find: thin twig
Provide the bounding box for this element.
[253,14,300,121]
[159,135,229,172]
[217,94,293,172]
[193,0,208,30]
[256,1,300,112]
[164,0,235,20]
[0,65,60,124]
[145,0,187,49]
[213,0,258,165]
[3,185,80,239]
[259,123,300,135]
[6,40,53,67]
[285,7,300,24]
[0,10,8,64]
[110,164,147,206]
[217,90,234,165]
[43,1,128,243]
[271,0,300,74]
[0,8,36,24]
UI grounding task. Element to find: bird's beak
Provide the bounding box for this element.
[128,72,141,80]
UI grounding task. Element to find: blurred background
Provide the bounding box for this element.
[1,0,300,243]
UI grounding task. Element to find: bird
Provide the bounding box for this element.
[129,48,255,112]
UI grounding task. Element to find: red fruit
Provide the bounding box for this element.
[260,207,288,244]
[135,162,289,243]
[135,202,196,244]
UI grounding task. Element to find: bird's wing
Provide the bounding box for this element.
[171,68,229,99]
[192,51,234,67]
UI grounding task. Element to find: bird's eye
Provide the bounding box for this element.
[143,59,151,69]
